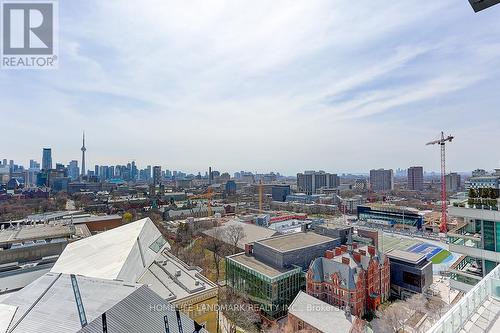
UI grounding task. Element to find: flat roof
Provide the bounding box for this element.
[137,251,216,302]
[70,214,122,224]
[0,224,74,246]
[386,249,426,264]
[257,232,334,252]
[203,219,277,249]
[229,253,288,278]
[289,291,353,333]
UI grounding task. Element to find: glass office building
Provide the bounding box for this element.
[225,253,304,319]
[357,204,423,229]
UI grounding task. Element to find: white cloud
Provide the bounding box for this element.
[2,0,500,173]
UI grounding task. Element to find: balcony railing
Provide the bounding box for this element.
[427,263,500,333]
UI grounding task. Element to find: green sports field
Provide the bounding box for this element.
[430,249,452,264]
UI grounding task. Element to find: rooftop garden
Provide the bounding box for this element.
[465,187,499,210]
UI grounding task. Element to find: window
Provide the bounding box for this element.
[149,235,167,253]
[402,271,421,287]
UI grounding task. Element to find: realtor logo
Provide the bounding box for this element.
[1,1,58,69]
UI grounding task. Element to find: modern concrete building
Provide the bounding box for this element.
[445,172,461,192]
[0,223,91,295]
[153,165,162,185]
[386,249,433,299]
[369,169,393,192]
[297,171,340,195]
[252,232,340,270]
[313,224,353,245]
[408,166,424,191]
[50,218,218,332]
[0,273,208,333]
[225,232,339,320]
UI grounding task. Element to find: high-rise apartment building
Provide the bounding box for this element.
[448,170,500,292]
[41,148,52,171]
[29,160,40,170]
[445,172,461,192]
[407,166,424,191]
[369,169,394,192]
[153,166,162,185]
[68,160,79,180]
[297,170,340,195]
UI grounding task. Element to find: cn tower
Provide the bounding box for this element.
[81,131,86,177]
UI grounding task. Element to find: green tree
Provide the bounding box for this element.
[122,211,133,224]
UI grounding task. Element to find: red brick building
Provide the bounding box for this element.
[306,244,390,317]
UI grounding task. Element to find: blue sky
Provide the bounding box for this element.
[1,0,500,175]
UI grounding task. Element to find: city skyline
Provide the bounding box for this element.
[1,142,493,177]
[1,1,500,174]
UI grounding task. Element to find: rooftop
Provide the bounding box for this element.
[257,232,334,252]
[137,250,217,302]
[0,224,75,246]
[288,291,354,333]
[229,253,288,278]
[66,214,122,224]
[51,218,169,282]
[0,272,208,333]
[386,249,427,265]
[428,261,500,333]
[203,219,278,249]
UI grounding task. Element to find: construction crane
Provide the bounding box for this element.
[426,131,454,233]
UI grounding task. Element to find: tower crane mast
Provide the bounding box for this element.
[426,131,454,233]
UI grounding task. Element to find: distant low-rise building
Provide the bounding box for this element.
[271,185,291,202]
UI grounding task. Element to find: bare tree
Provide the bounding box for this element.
[223,224,246,254]
[372,301,412,333]
[203,219,229,333]
[405,293,427,315]
[426,298,448,324]
[220,287,260,333]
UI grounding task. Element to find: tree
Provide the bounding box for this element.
[372,301,412,333]
[122,211,133,224]
[223,224,246,254]
[219,287,260,333]
[405,293,427,315]
[204,219,229,333]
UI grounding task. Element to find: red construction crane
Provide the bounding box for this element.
[426,132,454,233]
